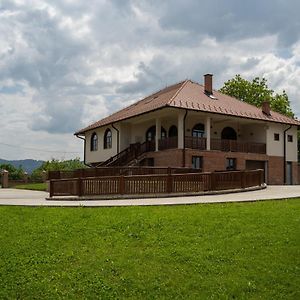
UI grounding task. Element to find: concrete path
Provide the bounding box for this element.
[0,186,299,207]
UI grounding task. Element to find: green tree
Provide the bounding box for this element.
[31,158,85,180]
[0,164,24,180]
[219,75,294,117]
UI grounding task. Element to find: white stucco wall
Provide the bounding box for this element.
[85,126,118,164]
[240,123,266,143]
[266,123,297,161]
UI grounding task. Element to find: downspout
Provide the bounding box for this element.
[75,134,91,167]
[182,109,188,167]
[112,123,120,154]
[283,125,292,184]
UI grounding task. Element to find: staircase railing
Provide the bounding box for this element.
[98,140,155,167]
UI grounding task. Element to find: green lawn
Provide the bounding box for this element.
[0,199,299,299]
[14,182,46,191]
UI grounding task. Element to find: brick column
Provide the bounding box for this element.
[23,172,28,184]
[42,170,47,183]
[1,170,9,188]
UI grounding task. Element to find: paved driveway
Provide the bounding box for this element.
[0,186,299,207]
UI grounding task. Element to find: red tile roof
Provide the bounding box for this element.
[75,79,300,134]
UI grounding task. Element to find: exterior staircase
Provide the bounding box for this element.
[97,141,155,167]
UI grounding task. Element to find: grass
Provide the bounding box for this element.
[13,182,46,191]
[0,199,299,299]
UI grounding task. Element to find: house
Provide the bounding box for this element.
[75,74,300,185]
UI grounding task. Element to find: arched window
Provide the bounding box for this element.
[104,129,112,149]
[221,127,237,140]
[90,132,98,151]
[146,126,167,141]
[192,123,205,138]
[169,125,178,137]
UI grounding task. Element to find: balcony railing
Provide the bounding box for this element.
[211,139,266,154]
[158,137,178,150]
[185,136,207,150]
[157,136,266,154]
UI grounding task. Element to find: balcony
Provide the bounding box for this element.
[157,136,266,154]
[210,139,266,154]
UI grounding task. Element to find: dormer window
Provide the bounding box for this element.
[90,132,98,151]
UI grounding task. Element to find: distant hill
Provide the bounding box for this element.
[0,159,44,174]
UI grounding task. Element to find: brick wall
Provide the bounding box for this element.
[144,148,297,185]
[268,156,284,185]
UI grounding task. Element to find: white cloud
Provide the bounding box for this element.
[0,0,299,160]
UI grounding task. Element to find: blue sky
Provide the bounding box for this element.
[0,0,300,160]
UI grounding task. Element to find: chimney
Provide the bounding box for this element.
[262,101,271,116]
[204,74,213,95]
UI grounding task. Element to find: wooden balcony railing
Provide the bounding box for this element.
[185,136,207,150]
[157,136,266,154]
[211,139,266,154]
[158,137,178,150]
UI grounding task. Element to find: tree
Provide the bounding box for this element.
[219,75,294,117]
[220,75,299,161]
[31,158,85,181]
[0,164,24,180]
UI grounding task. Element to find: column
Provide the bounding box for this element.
[178,111,185,149]
[155,118,161,151]
[1,170,9,188]
[206,116,211,150]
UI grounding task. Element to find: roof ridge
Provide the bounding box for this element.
[166,79,190,105]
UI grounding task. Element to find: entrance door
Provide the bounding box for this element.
[286,162,292,185]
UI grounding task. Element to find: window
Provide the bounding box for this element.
[221,127,237,140]
[287,135,293,142]
[90,132,98,151]
[168,125,178,137]
[104,129,112,149]
[192,123,205,138]
[192,156,203,169]
[146,126,167,141]
[274,133,280,141]
[226,158,236,170]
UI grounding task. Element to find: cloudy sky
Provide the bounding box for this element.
[1,0,300,160]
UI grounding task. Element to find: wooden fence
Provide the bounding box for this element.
[48,167,202,180]
[49,169,264,198]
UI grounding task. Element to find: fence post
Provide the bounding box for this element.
[1,170,9,188]
[260,169,264,185]
[42,170,47,182]
[167,173,172,193]
[77,178,83,196]
[241,171,246,189]
[23,172,28,184]
[119,176,125,194]
[49,180,53,197]
[210,172,216,191]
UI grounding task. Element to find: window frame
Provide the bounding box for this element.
[104,128,112,149]
[90,132,98,152]
[287,135,293,142]
[226,158,236,170]
[274,133,280,141]
[192,123,205,138]
[192,156,203,170]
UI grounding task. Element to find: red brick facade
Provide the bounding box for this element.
[144,149,299,185]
